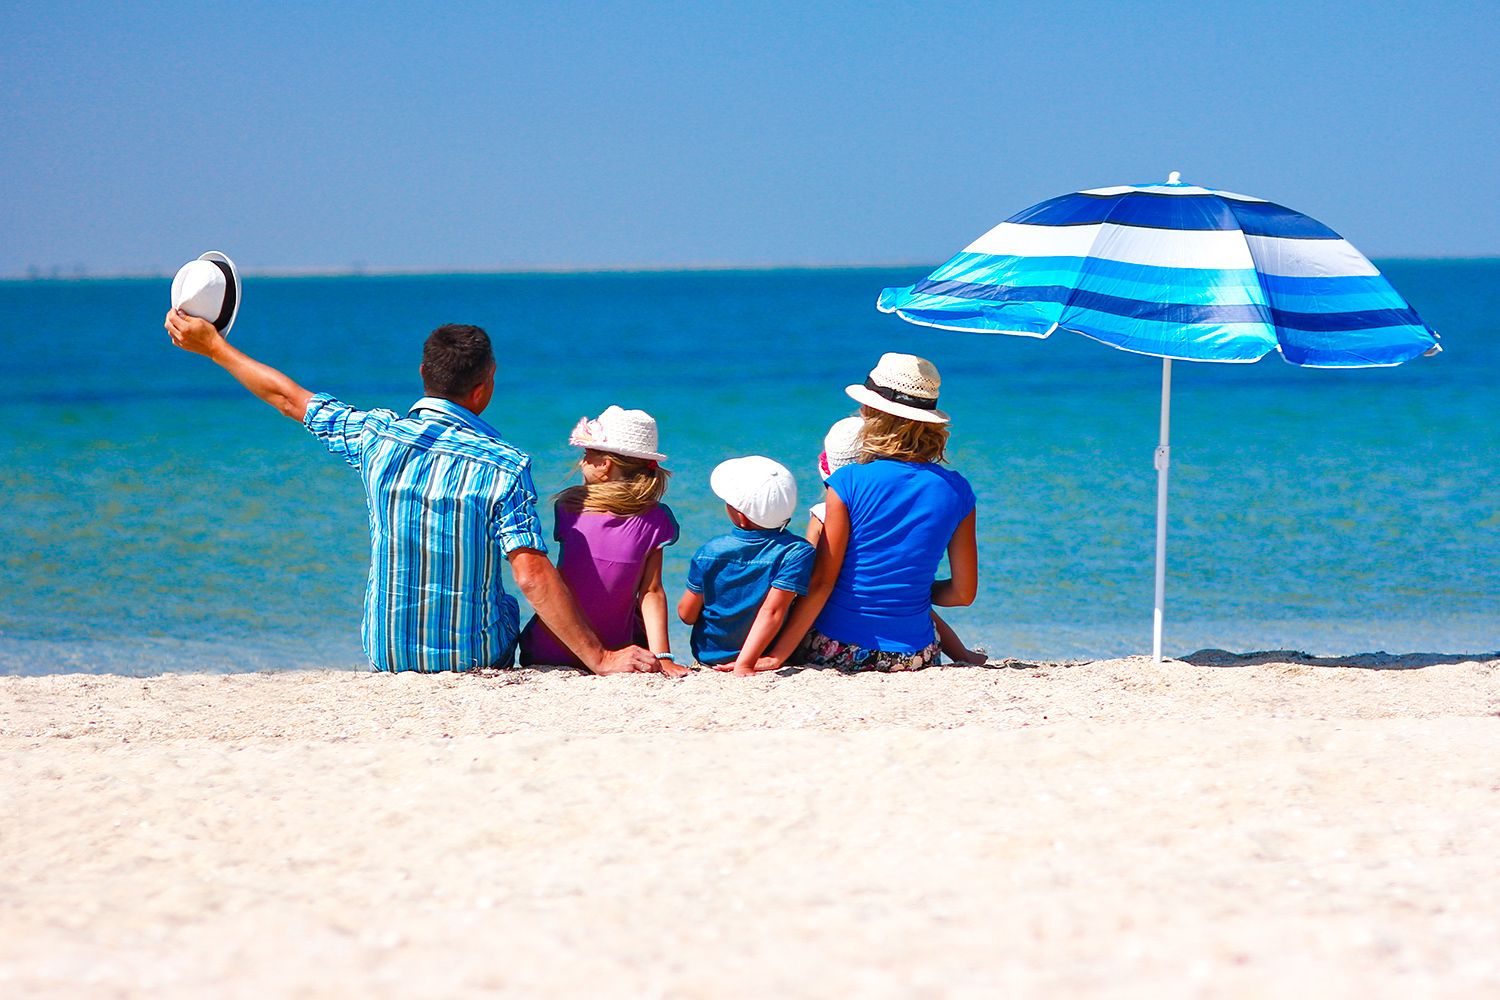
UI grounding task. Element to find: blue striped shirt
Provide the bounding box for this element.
[304,393,547,672]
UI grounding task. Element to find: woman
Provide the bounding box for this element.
[758,353,979,672]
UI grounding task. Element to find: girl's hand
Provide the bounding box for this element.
[657,655,690,678]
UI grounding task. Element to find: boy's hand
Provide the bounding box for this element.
[164,308,225,357]
[728,655,782,676]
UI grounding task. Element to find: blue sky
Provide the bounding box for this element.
[2,1,1496,275]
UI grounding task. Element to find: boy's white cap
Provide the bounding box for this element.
[568,405,667,462]
[711,456,797,529]
[818,416,864,481]
[170,251,241,335]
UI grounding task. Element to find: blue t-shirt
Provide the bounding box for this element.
[815,460,976,653]
[686,527,816,665]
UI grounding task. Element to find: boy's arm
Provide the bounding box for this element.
[676,589,703,625]
[757,490,848,670]
[638,549,688,677]
[165,309,313,420]
[730,587,799,675]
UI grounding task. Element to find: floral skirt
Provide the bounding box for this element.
[797,627,940,673]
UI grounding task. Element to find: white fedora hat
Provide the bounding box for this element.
[568,405,667,462]
[170,251,241,335]
[845,352,949,424]
[711,456,798,529]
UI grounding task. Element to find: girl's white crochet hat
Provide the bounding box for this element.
[568,405,667,462]
[845,352,949,424]
[818,416,864,481]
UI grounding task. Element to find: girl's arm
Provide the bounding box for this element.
[931,509,979,607]
[730,587,799,675]
[804,513,824,547]
[755,488,849,670]
[638,548,688,676]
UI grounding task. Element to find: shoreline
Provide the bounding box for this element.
[4,655,1496,997]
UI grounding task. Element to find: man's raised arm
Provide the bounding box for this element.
[165,309,313,421]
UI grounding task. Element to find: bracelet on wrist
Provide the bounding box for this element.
[654,652,676,662]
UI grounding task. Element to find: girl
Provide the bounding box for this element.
[519,405,688,677]
[804,415,987,666]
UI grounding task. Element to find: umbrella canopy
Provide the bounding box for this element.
[877,174,1440,661]
[878,174,1439,367]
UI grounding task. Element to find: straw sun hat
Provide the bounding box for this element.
[568,405,667,462]
[845,352,949,424]
[170,251,241,335]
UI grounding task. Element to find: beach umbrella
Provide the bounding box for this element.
[877,173,1440,662]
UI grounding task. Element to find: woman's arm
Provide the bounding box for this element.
[931,509,978,607]
[637,548,687,676]
[757,488,849,669]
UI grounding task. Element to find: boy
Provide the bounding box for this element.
[677,456,815,676]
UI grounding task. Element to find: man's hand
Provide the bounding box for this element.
[164,308,225,358]
[593,646,664,675]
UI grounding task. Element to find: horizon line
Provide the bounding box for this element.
[0,259,934,282]
[4,253,1498,282]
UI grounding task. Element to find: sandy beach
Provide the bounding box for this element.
[2,651,1497,998]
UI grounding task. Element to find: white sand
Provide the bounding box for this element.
[2,652,1498,998]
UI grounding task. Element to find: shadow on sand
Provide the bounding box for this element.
[1179,648,1499,671]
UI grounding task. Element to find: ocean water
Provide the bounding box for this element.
[1,264,1496,675]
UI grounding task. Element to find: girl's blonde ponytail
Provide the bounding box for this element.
[555,453,670,516]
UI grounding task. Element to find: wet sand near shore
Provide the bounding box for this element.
[2,652,1497,997]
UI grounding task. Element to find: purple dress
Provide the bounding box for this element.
[519,502,679,666]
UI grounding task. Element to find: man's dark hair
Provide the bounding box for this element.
[421,324,495,398]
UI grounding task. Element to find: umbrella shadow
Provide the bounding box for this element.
[1180,648,1500,671]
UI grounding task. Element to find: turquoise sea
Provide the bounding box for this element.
[1,264,1496,675]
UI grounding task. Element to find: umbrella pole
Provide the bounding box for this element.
[1152,357,1172,663]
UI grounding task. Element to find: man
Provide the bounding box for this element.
[164,309,664,675]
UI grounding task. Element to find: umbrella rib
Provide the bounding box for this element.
[1057,195,1141,344]
[1221,201,1283,363]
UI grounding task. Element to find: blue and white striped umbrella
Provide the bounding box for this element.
[877,174,1440,660]
[879,174,1439,366]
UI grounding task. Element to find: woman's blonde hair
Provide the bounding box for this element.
[858,407,949,464]
[555,450,670,516]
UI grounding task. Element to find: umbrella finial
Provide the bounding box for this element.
[1167,170,1182,184]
